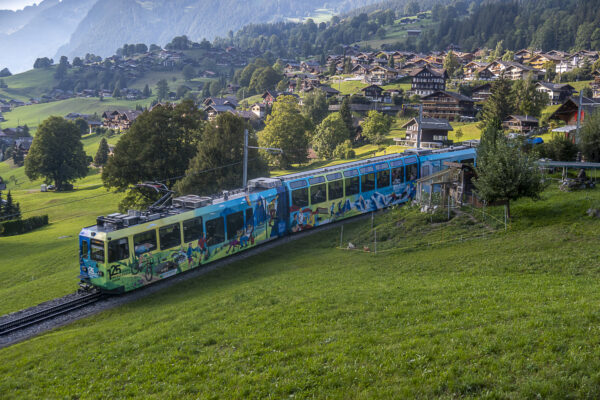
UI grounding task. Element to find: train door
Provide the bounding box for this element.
[79,235,91,278]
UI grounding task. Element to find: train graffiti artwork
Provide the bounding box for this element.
[79,146,476,293]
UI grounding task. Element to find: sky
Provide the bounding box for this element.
[0,0,41,11]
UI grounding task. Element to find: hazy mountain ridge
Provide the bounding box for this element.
[1,0,381,73]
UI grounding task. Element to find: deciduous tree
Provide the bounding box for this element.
[25,117,88,191]
[302,89,329,126]
[259,95,311,168]
[312,113,349,159]
[579,109,600,162]
[362,110,393,144]
[156,79,169,101]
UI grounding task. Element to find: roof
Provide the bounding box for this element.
[506,115,539,123]
[408,65,446,78]
[421,90,474,102]
[204,104,234,113]
[536,82,575,91]
[401,117,453,131]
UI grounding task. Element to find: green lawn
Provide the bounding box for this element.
[1,97,153,133]
[354,15,434,49]
[0,67,56,102]
[1,185,600,398]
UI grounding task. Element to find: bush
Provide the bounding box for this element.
[0,215,49,236]
[333,140,355,160]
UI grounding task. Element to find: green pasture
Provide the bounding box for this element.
[0,68,56,102]
[0,97,153,133]
[1,185,599,398]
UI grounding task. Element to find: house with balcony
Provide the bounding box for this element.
[395,117,453,148]
[409,65,447,96]
[502,115,539,134]
[421,91,475,121]
[536,82,575,105]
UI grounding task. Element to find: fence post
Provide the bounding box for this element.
[374,228,377,254]
[340,225,344,249]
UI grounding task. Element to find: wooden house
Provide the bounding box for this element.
[535,82,575,105]
[409,65,447,96]
[502,115,539,134]
[396,117,453,148]
[421,91,475,121]
[471,83,492,102]
[361,85,385,101]
[102,110,142,130]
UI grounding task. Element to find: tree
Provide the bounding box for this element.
[312,113,349,159]
[540,134,578,161]
[94,138,110,166]
[209,80,222,97]
[502,50,515,62]
[493,40,504,59]
[135,43,148,54]
[580,109,600,162]
[176,85,189,99]
[182,64,195,81]
[302,89,329,126]
[175,113,268,195]
[405,1,420,15]
[0,68,11,77]
[481,75,514,128]
[259,95,311,168]
[143,84,151,98]
[249,66,282,93]
[362,110,392,144]
[455,128,464,142]
[512,75,548,117]
[25,117,88,191]
[473,129,544,219]
[0,190,21,221]
[72,57,83,67]
[149,44,161,52]
[33,57,52,69]
[156,79,169,101]
[74,118,89,136]
[112,86,122,99]
[339,96,354,139]
[544,61,557,82]
[443,51,460,76]
[102,101,204,209]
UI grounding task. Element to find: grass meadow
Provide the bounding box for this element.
[0,185,599,398]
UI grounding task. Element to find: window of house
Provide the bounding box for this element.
[292,188,308,208]
[361,173,376,192]
[377,169,390,189]
[328,180,344,200]
[159,223,181,250]
[90,239,105,262]
[134,230,157,255]
[310,183,327,204]
[183,217,203,243]
[108,238,130,262]
[206,217,225,246]
[226,211,245,240]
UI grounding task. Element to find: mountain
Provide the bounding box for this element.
[0,0,381,73]
[0,0,96,73]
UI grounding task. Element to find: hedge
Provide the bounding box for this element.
[0,215,49,236]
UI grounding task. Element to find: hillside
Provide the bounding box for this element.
[0,185,599,397]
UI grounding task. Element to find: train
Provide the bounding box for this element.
[78,146,477,293]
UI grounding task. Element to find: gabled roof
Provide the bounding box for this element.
[421,90,474,103]
[506,115,539,123]
[204,104,233,113]
[361,84,384,92]
[408,65,447,78]
[536,82,575,91]
[401,117,453,131]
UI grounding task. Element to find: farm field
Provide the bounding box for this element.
[1,185,599,398]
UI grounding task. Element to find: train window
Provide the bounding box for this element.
[245,208,254,227]
[392,167,405,184]
[308,176,325,185]
[361,173,375,192]
[108,238,129,262]
[133,230,157,255]
[462,158,474,164]
[328,180,343,200]
[183,217,203,243]
[206,217,225,246]
[406,164,418,181]
[326,172,342,181]
[90,239,104,262]
[289,180,307,189]
[226,211,245,240]
[345,176,359,196]
[159,223,181,250]
[310,183,327,204]
[81,240,88,257]
[377,170,390,189]
[343,169,358,178]
[292,188,308,208]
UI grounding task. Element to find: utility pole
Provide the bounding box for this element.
[417,103,423,148]
[242,129,283,188]
[575,89,583,146]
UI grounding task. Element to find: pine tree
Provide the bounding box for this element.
[143,84,151,98]
[3,191,21,221]
[339,97,354,140]
[481,75,514,129]
[94,138,110,166]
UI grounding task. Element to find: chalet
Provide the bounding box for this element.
[204,104,234,120]
[527,53,563,71]
[317,85,341,99]
[351,64,371,76]
[251,103,266,118]
[409,65,447,96]
[502,115,539,134]
[261,90,298,106]
[514,49,536,64]
[549,96,600,137]
[284,62,301,73]
[361,85,384,102]
[203,97,238,110]
[102,110,142,130]
[471,83,492,102]
[505,62,542,81]
[463,61,488,81]
[396,117,453,148]
[367,65,399,84]
[535,82,575,105]
[421,91,475,121]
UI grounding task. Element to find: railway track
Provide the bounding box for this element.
[0,292,104,336]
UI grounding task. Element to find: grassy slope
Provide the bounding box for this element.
[0,186,599,398]
[0,68,56,102]
[0,133,122,314]
[355,13,434,49]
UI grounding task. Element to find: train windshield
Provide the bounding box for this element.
[90,239,105,263]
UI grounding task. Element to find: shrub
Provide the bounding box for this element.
[0,215,49,236]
